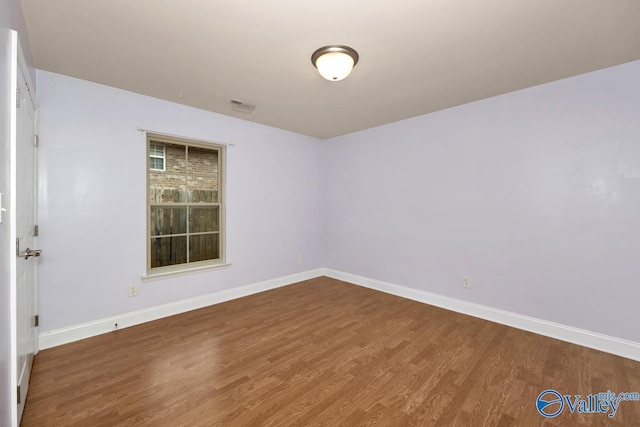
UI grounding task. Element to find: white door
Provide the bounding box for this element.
[14,59,38,423]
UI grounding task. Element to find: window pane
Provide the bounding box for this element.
[189,206,219,233]
[150,236,187,267]
[149,143,187,203]
[148,136,224,272]
[150,143,164,156]
[150,157,164,170]
[150,207,187,236]
[189,234,219,262]
[187,146,219,203]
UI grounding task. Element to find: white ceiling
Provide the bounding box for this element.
[20,0,640,139]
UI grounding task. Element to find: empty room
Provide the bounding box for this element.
[2,1,640,425]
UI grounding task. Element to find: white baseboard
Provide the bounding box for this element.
[39,267,640,362]
[322,268,640,362]
[39,269,324,350]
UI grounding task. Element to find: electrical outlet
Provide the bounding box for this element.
[128,284,138,297]
[463,276,471,289]
[297,254,304,263]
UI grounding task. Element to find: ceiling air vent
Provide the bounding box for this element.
[230,98,256,115]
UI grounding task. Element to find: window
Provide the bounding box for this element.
[147,134,225,274]
[149,143,166,171]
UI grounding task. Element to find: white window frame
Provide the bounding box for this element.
[149,142,166,171]
[145,134,226,277]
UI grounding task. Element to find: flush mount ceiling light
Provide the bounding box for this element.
[311,45,359,81]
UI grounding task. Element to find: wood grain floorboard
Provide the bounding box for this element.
[21,277,640,426]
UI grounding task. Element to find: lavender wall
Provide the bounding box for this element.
[324,60,640,343]
[37,70,325,332]
[36,60,640,346]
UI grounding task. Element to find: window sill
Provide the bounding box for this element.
[141,262,232,282]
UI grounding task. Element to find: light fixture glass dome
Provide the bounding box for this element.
[312,45,359,81]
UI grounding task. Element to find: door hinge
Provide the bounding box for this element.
[16,88,20,108]
[34,225,39,236]
[34,135,39,147]
[17,385,21,404]
[34,315,39,327]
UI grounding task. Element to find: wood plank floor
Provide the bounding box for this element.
[22,277,640,426]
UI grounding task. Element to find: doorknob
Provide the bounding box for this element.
[20,248,42,260]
